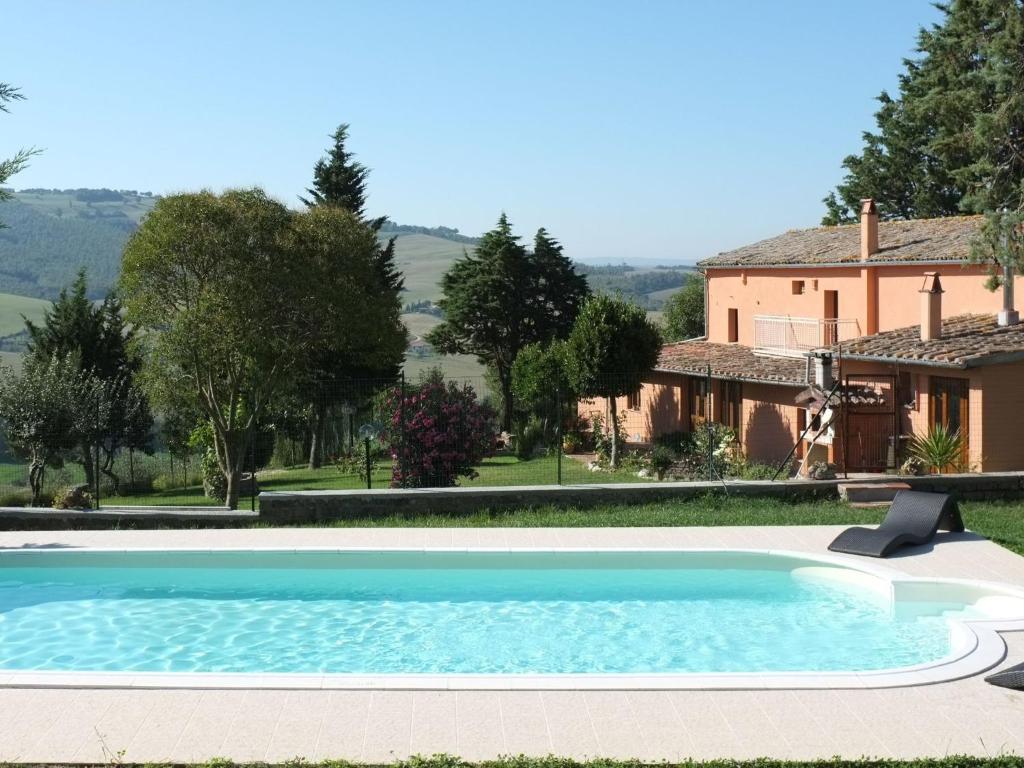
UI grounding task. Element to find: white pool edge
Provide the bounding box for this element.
[2,545,1022,691]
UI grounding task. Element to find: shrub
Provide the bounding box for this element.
[908,424,966,473]
[189,422,226,501]
[514,418,546,460]
[653,430,688,452]
[648,444,677,480]
[380,378,498,488]
[52,485,94,510]
[0,490,33,507]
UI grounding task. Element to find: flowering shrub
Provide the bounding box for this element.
[380,379,497,488]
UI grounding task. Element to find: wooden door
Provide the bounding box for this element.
[929,377,969,468]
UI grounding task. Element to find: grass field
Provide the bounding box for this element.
[0,291,50,337]
[390,234,471,303]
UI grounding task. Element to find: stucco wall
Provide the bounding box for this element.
[576,372,688,444]
[739,383,803,464]
[838,358,986,470]
[979,361,1024,472]
[705,264,1022,346]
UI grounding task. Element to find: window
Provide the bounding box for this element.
[690,376,709,427]
[626,388,641,411]
[727,308,738,343]
[899,371,916,409]
[720,380,742,430]
[791,280,805,295]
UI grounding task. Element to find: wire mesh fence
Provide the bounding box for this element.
[0,368,812,510]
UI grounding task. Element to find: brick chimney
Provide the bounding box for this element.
[860,199,879,261]
[920,272,943,341]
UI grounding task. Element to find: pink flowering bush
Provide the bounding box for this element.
[380,379,497,488]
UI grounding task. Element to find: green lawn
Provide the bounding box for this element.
[98,453,643,507]
[290,495,1024,555]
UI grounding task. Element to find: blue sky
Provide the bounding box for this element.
[7,0,942,263]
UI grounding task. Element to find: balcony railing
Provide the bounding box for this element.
[753,315,861,357]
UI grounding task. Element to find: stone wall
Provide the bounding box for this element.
[258,471,1024,523]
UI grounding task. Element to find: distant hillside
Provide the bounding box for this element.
[0,189,157,299]
[0,189,476,303]
[0,188,689,315]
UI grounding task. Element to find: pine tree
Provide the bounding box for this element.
[297,124,407,468]
[427,215,590,431]
[24,270,150,489]
[821,0,1024,225]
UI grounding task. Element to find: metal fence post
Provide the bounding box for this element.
[250,429,256,513]
[706,363,713,482]
[555,385,563,486]
[94,399,101,510]
[399,371,407,486]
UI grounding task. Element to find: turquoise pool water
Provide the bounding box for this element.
[0,550,961,675]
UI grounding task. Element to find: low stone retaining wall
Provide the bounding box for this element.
[0,506,258,526]
[257,471,1024,523]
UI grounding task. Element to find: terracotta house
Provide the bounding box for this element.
[581,200,1024,473]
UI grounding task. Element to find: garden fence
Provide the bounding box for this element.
[0,367,805,511]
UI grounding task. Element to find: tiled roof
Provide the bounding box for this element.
[699,215,981,268]
[840,314,1024,368]
[656,340,808,386]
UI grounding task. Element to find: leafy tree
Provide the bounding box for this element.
[24,270,148,489]
[298,123,405,468]
[661,272,705,341]
[510,341,573,440]
[0,82,40,225]
[289,204,407,469]
[0,355,87,505]
[428,215,590,430]
[121,188,302,508]
[122,189,400,508]
[563,294,662,468]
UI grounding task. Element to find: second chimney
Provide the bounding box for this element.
[920,272,943,341]
[860,199,879,261]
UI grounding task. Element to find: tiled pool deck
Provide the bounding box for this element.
[0,524,1022,763]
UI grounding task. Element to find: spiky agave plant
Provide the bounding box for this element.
[907,423,965,474]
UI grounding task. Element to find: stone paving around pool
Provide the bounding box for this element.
[0,524,1022,762]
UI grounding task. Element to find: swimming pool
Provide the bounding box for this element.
[1,549,1022,688]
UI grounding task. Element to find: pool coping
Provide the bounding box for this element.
[2,545,1024,691]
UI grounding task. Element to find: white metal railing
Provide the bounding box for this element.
[753,315,861,357]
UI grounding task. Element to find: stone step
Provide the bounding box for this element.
[838,482,911,504]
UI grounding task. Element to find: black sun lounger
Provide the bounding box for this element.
[828,490,964,558]
[986,662,1024,691]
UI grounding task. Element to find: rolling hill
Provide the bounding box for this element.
[0,188,691,380]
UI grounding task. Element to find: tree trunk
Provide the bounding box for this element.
[225,466,241,510]
[499,368,514,433]
[308,402,326,470]
[609,396,619,469]
[29,459,44,507]
[81,443,95,490]
[100,447,120,495]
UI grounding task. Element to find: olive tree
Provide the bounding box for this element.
[563,294,662,468]
[0,355,87,505]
